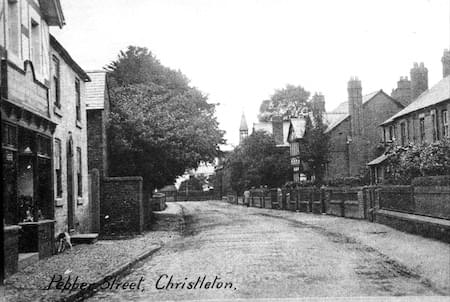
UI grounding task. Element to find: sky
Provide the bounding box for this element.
[51,0,450,147]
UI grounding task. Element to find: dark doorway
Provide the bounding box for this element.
[67,135,75,232]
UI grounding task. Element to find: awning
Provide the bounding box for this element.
[367,153,390,166]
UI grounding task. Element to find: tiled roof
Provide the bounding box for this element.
[325,90,381,133]
[382,76,450,125]
[253,120,291,147]
[367,153,390,166]
[86,71,108,110]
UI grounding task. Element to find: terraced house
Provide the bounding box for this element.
[370,51,450,183]
[1,0,91,278]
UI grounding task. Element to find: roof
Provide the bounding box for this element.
[367,153,390,166]
[239,113,248,131]
[39,0,65,27]
[253,120,290,147]
[382,76,450,125]
[86,71,108,110]
[288,117,307,142]
[325,90,384,133]
[50,35,90,82]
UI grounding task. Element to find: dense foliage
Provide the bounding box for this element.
[384,139,450,184]
[225,131,291,194]
[258,84,310,122]
[107,46,225,190]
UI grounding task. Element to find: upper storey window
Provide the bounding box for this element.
[7,0,20,56]
[31,18,42,74]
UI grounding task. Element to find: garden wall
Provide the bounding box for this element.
[101,176,144,235]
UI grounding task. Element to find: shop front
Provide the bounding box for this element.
[2,102,56,276]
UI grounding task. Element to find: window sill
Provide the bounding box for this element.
[55,198,63,207]
[76,120,82,129]
[77,197,84,205]
[54,106,63,117]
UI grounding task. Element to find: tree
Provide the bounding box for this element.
[107,46,225,191]
[225,131,291,194]
[302,101,329,183]
[258,84,310,122]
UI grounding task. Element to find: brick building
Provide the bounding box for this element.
[86,70,110,178]
[370,51,450,183]
[50,36,91,235]
[324,79,404,180]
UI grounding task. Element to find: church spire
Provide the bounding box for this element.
[239,112,248,144]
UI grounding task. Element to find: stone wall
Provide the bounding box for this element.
[101,176,143,235]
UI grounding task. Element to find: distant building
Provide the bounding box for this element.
[239,112,248,144]
[287,117,307,182]
[253,116,291,148]
[324,79,404,180]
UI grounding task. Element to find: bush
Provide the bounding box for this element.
[384,139,450,184]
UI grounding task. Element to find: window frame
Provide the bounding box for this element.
[52,55,61,108]
[442,109,448,139]
[419,117,426,143]
[75,78,81,122]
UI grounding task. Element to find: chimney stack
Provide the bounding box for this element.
[442,49,450,78]
[348,77,363,137]
[410,62,428,100]
[391,76,412,106]
[311,92,326,114]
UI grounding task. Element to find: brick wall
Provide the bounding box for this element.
[101,176,144,235]
[326,119,350,179]
[87,109,108,177]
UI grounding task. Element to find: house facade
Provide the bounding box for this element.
[50,36,91,235]
[287,117,307,182]
[324,79,404,180]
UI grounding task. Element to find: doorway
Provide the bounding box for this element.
[67,135,75,232]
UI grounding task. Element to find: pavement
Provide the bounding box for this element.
[2,204,182,302]
[86,201,450,301]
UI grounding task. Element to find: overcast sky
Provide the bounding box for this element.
[52,0,450,147]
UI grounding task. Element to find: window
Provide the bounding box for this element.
[75,79,81,122]
[52,56,60,108]
[389,126,394,141]
[442,110,448,138]
[55,139,62,198]
[2,123,18,148]
[406,119,411,142]
[431,110,439,141]
[7,0,20,56]
[76,147,82,197]
[400,122,406,146]
[419,117,425,142]
[31,19,41,74]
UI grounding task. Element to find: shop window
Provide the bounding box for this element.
[52,56,61,108]
[442,110,448,138]
[3,149,18,224]
[7,0,20,56]
[2,122,18,149]
[77,147,82,197]
[75,79,81,122]
[37,135,50,157]
[55,139,62,198]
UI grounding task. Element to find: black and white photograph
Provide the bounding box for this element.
[1,0,450,301]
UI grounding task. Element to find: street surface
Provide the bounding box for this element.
[87,201,447,300]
